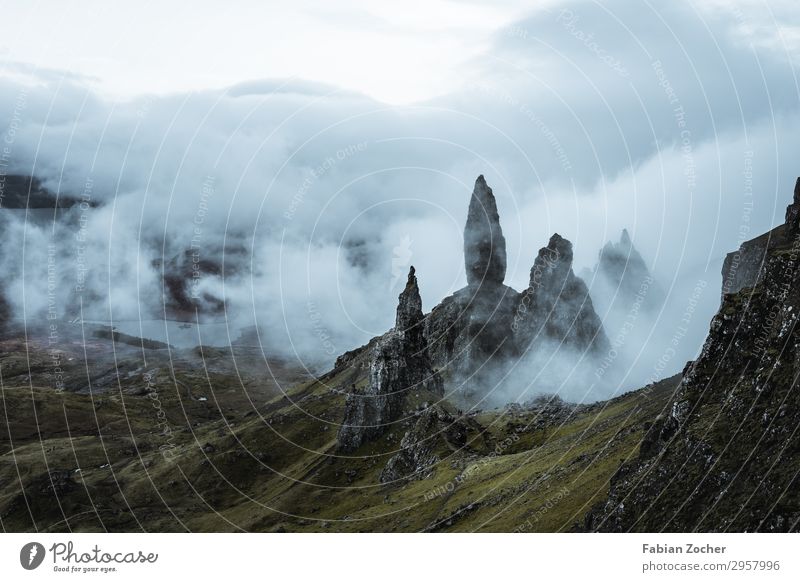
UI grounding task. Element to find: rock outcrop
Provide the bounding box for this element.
[338,267,442,452]
[721,225,786,298]
[379,404,468,483]
[424,283,520,379]
[424,176,520,396]
[588,229,663,312]
[338,175,612,412]
[515,233,608,354]
[585,177,800,532]
[720,180,800,299]
[464,175,507,287]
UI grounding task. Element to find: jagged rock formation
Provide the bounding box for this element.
[588,229,664,312]
[340,175,611,411]
[424,283,520,379]
[721,225,786,298]
[338,267,442,452]
[515,233,608,354]
[423,176,520,392]
[380,404,468,483]
[464,175,507,286]
[585,178,800,532]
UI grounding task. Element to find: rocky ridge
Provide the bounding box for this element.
[338,175,610,453]
[586,177,800,532]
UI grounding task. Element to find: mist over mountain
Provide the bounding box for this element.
[2,0,800,538]
[1,0,799,384]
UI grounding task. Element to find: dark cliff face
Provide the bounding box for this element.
[721,179,800,299]
[586,178,800,532]
[721,224,786,298]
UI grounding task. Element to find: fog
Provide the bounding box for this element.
[1,0,798,400]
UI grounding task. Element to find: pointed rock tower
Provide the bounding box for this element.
[590,229,664,312]
[424,177,520,388]
[338,267,441,452]
[515,233,608,354]
[464,175,507,287]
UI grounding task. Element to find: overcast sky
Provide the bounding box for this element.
[1,0,799,384]
[0,0,546,103]
[3,0,794,103]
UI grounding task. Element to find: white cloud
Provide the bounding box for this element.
[0,0,798,385]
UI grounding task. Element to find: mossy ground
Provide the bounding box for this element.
[1,329,680,532]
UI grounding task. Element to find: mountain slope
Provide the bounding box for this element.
[586,178,800,532]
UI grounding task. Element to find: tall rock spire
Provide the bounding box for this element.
[464,175,507,287]
[591,229,664,312]
[338,266,441,452]
[395,266,423,333]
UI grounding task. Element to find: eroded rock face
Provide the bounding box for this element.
[338,176,612,413]
[514,234,608,354]
[721,224,786,298]
[585,178,800,532]
[424,283,520,379]
[338,267,442,452]
[380,405,467,483]
[721,179,799,298]
[464,175,507,287]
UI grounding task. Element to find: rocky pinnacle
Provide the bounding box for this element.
[529,233,573,289]
[396,266,423,334]
[464,175,507,287]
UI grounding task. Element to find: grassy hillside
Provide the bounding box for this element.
[0,330,680,532]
